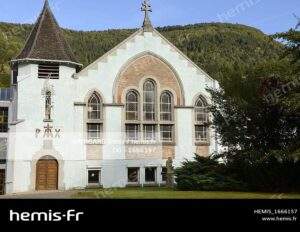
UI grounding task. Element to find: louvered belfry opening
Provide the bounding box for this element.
[38,63,59,79]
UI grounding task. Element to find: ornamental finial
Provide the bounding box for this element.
[141,0,153,31]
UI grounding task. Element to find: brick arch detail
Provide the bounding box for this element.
[113,52,185,105]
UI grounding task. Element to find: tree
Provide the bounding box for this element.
[0,31,18,73]
[200,29,300,192]
[208,29,300,159]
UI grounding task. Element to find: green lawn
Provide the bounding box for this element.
[73,187,300,199]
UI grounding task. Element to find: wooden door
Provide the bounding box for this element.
[36,159,58,191]
[0,169,5,195]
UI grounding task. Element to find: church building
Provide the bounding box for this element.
[1,0,220,194]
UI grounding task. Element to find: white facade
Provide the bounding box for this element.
[4,29,220,194]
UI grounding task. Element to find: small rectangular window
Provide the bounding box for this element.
[87,123,102,139]
[145,167,157,183]
[128,168,140,183]
[0,107,8,133]
[160,125,173,142]
[88,170,101,185]
[143,125,156,141]
[38,64,59,79]
[126,124,139,141]
[195,125,208,142]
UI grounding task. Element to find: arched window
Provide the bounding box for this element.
[125,90,140,141]
[195,96,209,143]
[143,80,156,121]
[160,91,174,142]
[126,91,139,121]
[142,80,157,141]
[88,93,102,120]
[124,79,176,143]
[160,91,173,121]
[195,97,208,123]
[87,92,103,140]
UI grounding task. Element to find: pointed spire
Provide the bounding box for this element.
[44,0,50,9]
[13,0,82,68]
[141,0,153,32]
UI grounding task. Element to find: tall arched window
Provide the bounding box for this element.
[160,91,173,121]
[88,93,102,120]
[87,92,103,140]
[124,79,176,143]
[125,90,140,141]
[126,91,139,121]
[195,96,209,143]
[160,91,174,142]
[143,80,156,121]
[143,80,157,141]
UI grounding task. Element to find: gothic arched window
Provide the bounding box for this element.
[143,80,156,121]
[125,90,140,141]
[195,96,209,143]
[160,91,174,142]
[88,93,102,120]
[126,91,139,121]
[142,80,157,141]
[160,91,173,121]
[87,92,103,140]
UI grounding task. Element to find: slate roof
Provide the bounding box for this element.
[13,0,82,68]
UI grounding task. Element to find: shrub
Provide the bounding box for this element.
[175,153,300,193]
[175,155,247,191]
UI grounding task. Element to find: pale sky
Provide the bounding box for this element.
[0,0,299,34]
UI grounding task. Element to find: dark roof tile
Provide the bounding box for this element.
[14,0,81,67]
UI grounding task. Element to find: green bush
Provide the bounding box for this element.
[225,151,300,192]
[175,155,247,191]
[175,153,300,193]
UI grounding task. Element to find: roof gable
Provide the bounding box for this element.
[76,28,214,83]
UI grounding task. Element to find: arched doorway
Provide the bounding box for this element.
[36,156,58,191]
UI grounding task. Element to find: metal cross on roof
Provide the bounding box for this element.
[141,0,153,31]
[141,0,152,13]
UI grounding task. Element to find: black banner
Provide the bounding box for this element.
[0,199,299,226]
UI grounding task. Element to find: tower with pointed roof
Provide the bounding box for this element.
[11,0,81,69]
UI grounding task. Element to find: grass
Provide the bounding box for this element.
[73,187,300,199]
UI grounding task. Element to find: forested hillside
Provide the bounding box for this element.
[0,22,283,87]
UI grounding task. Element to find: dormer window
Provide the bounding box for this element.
[38,64,59,79]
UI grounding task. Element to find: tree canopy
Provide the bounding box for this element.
[0,22,283,87]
